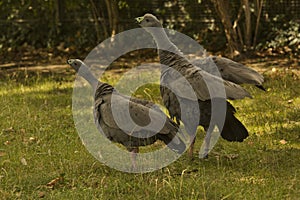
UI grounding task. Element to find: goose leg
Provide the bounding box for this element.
[199,126,221,159]
[199,127,211,159]
[188,136,196,159]
[130,148,139,170]
[202,130,211,159]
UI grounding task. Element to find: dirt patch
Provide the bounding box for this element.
[0,54,299,78]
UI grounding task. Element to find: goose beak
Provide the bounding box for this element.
[67,59,75,65]
[135,16,144,24]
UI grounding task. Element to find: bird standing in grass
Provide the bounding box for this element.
[136,14,263,158]
[67,59,186,168]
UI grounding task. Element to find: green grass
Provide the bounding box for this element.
[0,63,299,200]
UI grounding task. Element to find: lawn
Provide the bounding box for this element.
[0,57,299,199]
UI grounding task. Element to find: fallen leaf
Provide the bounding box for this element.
[0,151,7,157]
[225,154,239,160]
[16,192,22,198]
[280,139,287,145]
[38,191,45,198]
[0,152,6,157]
[3,127,14,133]
[20,158,28,165]
[46,177,61,188]
[287,99,293,104]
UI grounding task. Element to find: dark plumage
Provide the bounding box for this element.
[67,59,186,167]
[136,14,260,158]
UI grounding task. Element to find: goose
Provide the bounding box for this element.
[136,14,260,158]
[67,58,186,167]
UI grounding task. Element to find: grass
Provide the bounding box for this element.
[0,60,299,199]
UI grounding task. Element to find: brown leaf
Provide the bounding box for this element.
[20,128,26,134]
[46,177,61,188]
[20,158,28,165]
[38,191,45,198]
[280,139,287,145]
[3,127,14,133]
[0,152,6,157]
[287,99,293,104]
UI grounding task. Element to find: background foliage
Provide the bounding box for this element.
[0,0,299,59]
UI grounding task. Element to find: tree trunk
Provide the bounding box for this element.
[243,0,252,49]
[54,0,65,35]
[110,0,118,37]
[104,0,119,37]
[253,0,264,48]
[90,0,102,42]
[97,0,110,39]
[210,0,242,57]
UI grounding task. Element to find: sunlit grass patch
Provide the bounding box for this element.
[0,64,299,199]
